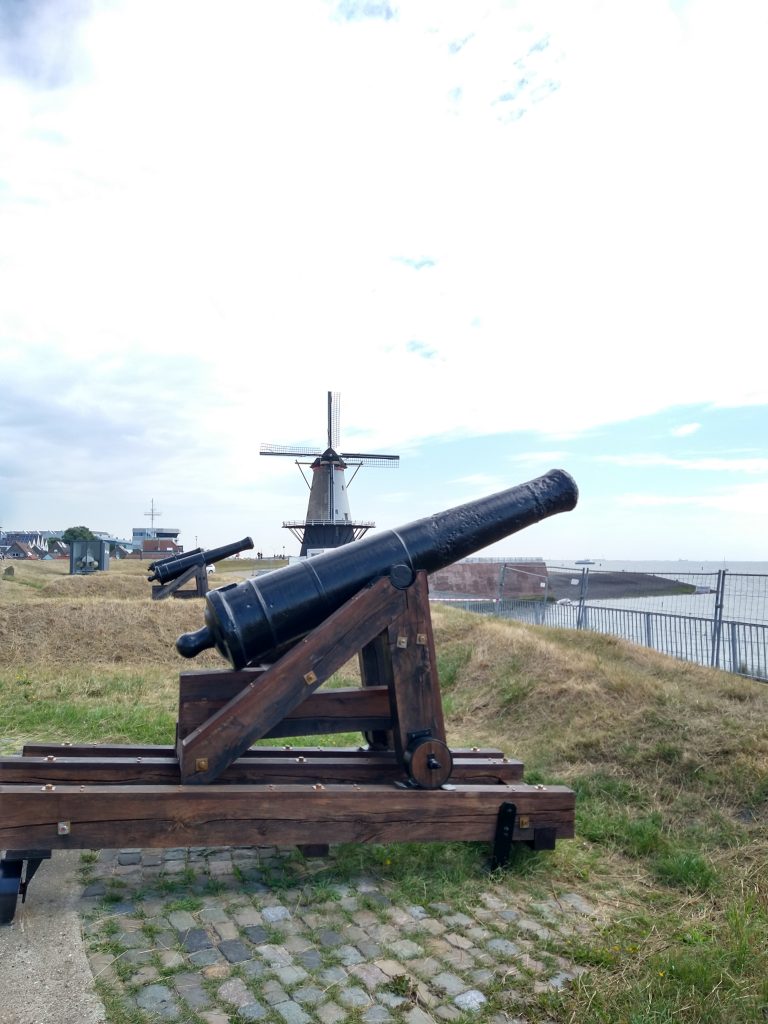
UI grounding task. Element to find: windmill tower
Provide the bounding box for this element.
[261,391,399,557]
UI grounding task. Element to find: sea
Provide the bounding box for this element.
[545,559,768,625]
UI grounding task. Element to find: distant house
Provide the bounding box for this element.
[126,539,183,560]
[5,541,37,560]
[47,540,69,559]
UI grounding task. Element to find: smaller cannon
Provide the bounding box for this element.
[149,536,254,600]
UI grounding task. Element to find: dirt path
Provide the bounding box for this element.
[0,851,106,1024]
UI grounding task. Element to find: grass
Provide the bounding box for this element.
[2,560,767,1021]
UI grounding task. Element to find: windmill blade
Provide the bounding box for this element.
[341,453,400,468]
[260,444,324,457]
[328,391,341,451]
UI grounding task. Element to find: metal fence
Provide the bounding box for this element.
[431,568,768,683]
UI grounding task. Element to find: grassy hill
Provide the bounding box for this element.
[1,558,766,1022]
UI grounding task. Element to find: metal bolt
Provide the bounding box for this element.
[195,758,209,772]
[312,784,325,791]
[42,783,55,792]
[45,754,56,762]
[304,670,318,685]
[57,821,71,835]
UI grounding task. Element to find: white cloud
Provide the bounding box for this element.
[597,454,768,474]
[671,423,701,437]
[616,480,768,513]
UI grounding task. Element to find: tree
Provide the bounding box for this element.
[61,526,96,544]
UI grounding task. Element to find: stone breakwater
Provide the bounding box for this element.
[80,845,599,1023]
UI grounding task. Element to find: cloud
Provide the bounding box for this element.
[671,423,702,437]
[616,480,768,513]
[0,0,93,89]
[596,454,768,474]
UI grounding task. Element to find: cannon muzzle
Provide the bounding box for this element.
[149,536,254,584]
[176,470,577,669]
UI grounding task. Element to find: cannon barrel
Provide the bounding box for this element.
[176,470,577,669]
[148,546,204,571]
[148,536,254,584]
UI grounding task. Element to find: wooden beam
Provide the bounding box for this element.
[0,783,575,850]
[0,755,523,786]
[387,572,447,758]
[178,685,392,740]
[21,743,514,761]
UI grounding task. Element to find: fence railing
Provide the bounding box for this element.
[430,568,768,683]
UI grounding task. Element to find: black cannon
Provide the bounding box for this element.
[149,536,255,584]
[177,469,577,669]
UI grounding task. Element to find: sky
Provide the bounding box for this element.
[1,0,767,561]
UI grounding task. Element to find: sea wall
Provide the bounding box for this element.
[429,560,547,599]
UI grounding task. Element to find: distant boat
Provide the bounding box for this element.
[574,559,595,565]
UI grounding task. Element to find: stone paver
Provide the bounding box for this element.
[79,842,599,1024]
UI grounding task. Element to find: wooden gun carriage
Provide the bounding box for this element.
[0,471,578,924]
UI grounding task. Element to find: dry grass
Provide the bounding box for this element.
[432,606,768,804]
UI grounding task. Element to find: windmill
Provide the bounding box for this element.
[261,391,399,556]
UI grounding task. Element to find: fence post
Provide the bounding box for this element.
[576,568,588,630]
[710,570,726,668]
[729,622,739,675]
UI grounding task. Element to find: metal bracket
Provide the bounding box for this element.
[490,801,517,871]
[527,826,557,851]
[0,850,52,925]
[406,729,432,744]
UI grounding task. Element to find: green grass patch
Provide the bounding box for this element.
[0,691,176,745]
[553,893,768,1023]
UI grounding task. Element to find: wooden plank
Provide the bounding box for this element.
[387,573,447,763]
[0,783,575,849]
[179,686,392,740]
[178,579,408,783]
[21,742,513,761]
[0,755,523,786]
[20,742,513,763]
[358,630,395,749]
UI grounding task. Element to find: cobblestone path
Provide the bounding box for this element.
[80,845,597,1024]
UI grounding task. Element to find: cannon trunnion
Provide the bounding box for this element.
[0,472,578,923]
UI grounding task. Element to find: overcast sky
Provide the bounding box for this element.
[1,0,766,560]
